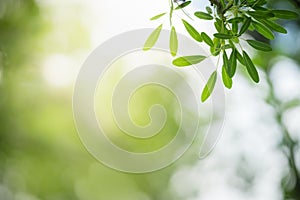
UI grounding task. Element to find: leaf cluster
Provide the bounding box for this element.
[144,0,299,102]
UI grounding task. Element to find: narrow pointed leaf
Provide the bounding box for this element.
[228,49,237,77]
[195,11,213,20]
[214,18,223,33]
[247,10,274,18]
[170,26,178,56]
[143,24,163,50]
[173,55,206,67]
[214,33,233,39]
[201,32,214,47]
[259,19,287,34]
[236,50,245,66]
[239,17,251,36]
[150,13,167,20]
[223,51,229,72]
[252,21,274,40]
[232,22,238,34]
[243,51,260,83]
[272,10,299,19]
[222,66,232,89]
[201,71,217,102]
[246,40,272,51]
[182,19,203,42]
[175,1,191,10]
[228,17,244,23]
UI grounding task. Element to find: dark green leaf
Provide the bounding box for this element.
[258,19,287,34]
[247,10,274,18]
[201,71,217,102]
[246,40,272,51]
[201,32,214,47]
[143,24,163,50]
[239,17,251,36]
[170,26,178,56]
[243,51,260,83]
[223,51,229,71]
[222,66,232,89]
[253,6,268,11]
[195,11,214,20]
[232,22,238,34]
[228,49,237,77]
[228,17,244,23]
[214,33,233,39]
[252,21,275,40]
[272,10,299,19]
[182,19,202,42]
[236,50,245,66]
[206,6,213,14]
[175,1,191,10]
[150,13,167,20]
[172,55,206,66]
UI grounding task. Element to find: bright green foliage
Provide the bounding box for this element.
[222,66,232,89]
[182,19,203,42]
[145,0,298,102]
[194,11,214,20]
[150,12,167,20]
[201,71,217,102]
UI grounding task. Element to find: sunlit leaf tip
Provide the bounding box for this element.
[150,13,167,21]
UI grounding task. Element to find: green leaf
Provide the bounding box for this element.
[143,24,163,51]
[228,49,237,77]
[223,51,229,71]
[258,19,287,34]
[239,17,251,36]
[214,18,223,32]
[206,6,213,14]
[228,17,244,23]
[236,50,245,66]
[182,19,202,42]
[243,51,260,83]
[272,10,299,19]
[232,22,238,34]
[170,26,178,56]
[252,0,267,6]
[246,40,272,51]
[150,13,167,20]
[175,1,191,10]
[252,21,275,40]
[247,10,274,18]
[214,33,233,39]
[172,55,206,67]
[222,66,232,89]
[201,71,217,102]
[201,32,214,47]
[221,44,233,50]
[195,11,214,20]
[210,38,221,56]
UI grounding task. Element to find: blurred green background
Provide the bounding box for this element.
[0,0,300,200]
